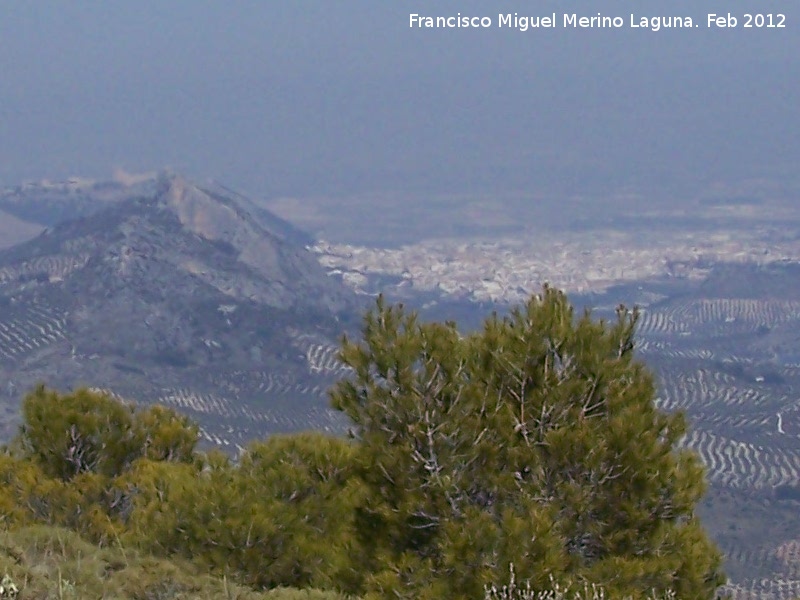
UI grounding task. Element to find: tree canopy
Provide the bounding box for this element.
[18,385,198,480]
[331,287,724,599]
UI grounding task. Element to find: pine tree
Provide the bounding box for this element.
[331,287,724,599]
[17,386,198,481]
[19,386,142,480]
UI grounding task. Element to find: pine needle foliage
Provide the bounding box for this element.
[331,287,725,599]
[18,385,198,480]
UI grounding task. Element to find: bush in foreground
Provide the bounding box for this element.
[332,288,724,598]
[0,525,350,599]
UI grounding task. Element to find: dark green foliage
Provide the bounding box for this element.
[18,385,197,481]
[20,385,141,480]
[0,452,66,525]
[136,404,200,463]
[331,288,724,599]
[110,435,361,591]
[232,434,364,591]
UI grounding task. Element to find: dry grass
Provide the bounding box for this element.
[484,565,678,600]
[0,525,349,600]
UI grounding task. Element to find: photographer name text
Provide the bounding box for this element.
[409,13,787,32]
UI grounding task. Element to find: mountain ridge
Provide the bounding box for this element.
[0,173,359,446]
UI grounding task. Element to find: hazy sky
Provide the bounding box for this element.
[1,1,797,201]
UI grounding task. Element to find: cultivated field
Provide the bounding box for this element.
[629,287,800,598]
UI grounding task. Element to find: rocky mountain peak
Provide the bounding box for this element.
[0,173,359,446]
[160,174,238,240]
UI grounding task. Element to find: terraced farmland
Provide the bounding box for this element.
[635,309,689,336]
[290,332,351,376]
[680,429,800,489]
[725,578,800,600]
[638,298,800,338]
[625,281,800,598]
[655,368,746,411]
[156,381,346,449]
[775,539,800,576]
[145,328,351,447]
[0,252,91,285]
[0,301,68,362]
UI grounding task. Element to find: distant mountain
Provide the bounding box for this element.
[0,173,361,447]
[0,174,313,244]
[0,176,142,228]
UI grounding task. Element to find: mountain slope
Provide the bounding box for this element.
[0,174,359,447]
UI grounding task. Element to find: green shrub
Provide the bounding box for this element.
[18,385,197,481]
[332,289,724,599]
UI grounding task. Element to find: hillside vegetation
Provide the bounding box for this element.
[0,526,348,599]
[0,288,723,599]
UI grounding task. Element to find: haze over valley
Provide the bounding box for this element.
[1,172,800,596]
[1,2,798,597]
